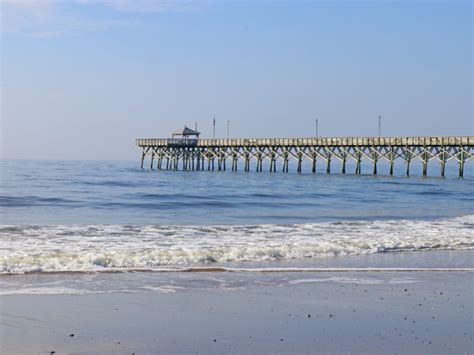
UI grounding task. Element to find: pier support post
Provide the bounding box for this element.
[459,149,465,178]
[342,155,347,174]
[326,155,331,174]
[372,151,377,175]
[389,148,394,176]
[232,153,238,172]
[150,150,155,170]
[439,149,446,177]
[140,149,146,169]
[297,152,302,173]
[312,152,317,173]
[355,151,362,174]
[270,152,276,172]
[282,152,289,173]
[422,150,428,176]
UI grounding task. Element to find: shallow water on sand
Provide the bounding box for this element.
[0,250,472,295]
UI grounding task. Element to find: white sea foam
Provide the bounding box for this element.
[0,287,95,296]
[1,215,473,274]
[0,275,429,295]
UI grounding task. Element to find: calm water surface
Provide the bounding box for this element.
[1,159,473,225]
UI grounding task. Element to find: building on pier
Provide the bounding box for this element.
[172,126,201,139]
[169,126,201,146]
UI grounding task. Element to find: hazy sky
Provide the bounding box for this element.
[1,0,472,160]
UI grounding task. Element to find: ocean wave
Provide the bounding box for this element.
[1,216,473,274]
[0,195,78,207]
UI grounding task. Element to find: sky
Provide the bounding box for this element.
[0,0,472,160]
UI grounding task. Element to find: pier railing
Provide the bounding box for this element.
[136,136,474,177]
[136,136,473,148]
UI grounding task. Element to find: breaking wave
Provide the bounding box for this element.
[1,215,473,274]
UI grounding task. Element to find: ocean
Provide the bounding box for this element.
[1,159,473,293]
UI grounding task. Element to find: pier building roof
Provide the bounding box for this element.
[172,126,201,138]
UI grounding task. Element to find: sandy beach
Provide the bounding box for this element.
[1,266,472,355]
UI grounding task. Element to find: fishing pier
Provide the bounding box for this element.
[136,129,473,177]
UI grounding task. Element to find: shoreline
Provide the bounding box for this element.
[1,266,474,277]
[2,248,473,277]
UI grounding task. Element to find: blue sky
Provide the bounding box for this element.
[1,0,472,160]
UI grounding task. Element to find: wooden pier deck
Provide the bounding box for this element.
[136,136,474,177]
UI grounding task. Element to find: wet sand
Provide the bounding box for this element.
[1,270,472,354]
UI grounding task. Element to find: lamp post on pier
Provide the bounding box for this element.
[213,116,216,139]
[378,115,382,137]
[315,118,319,138]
